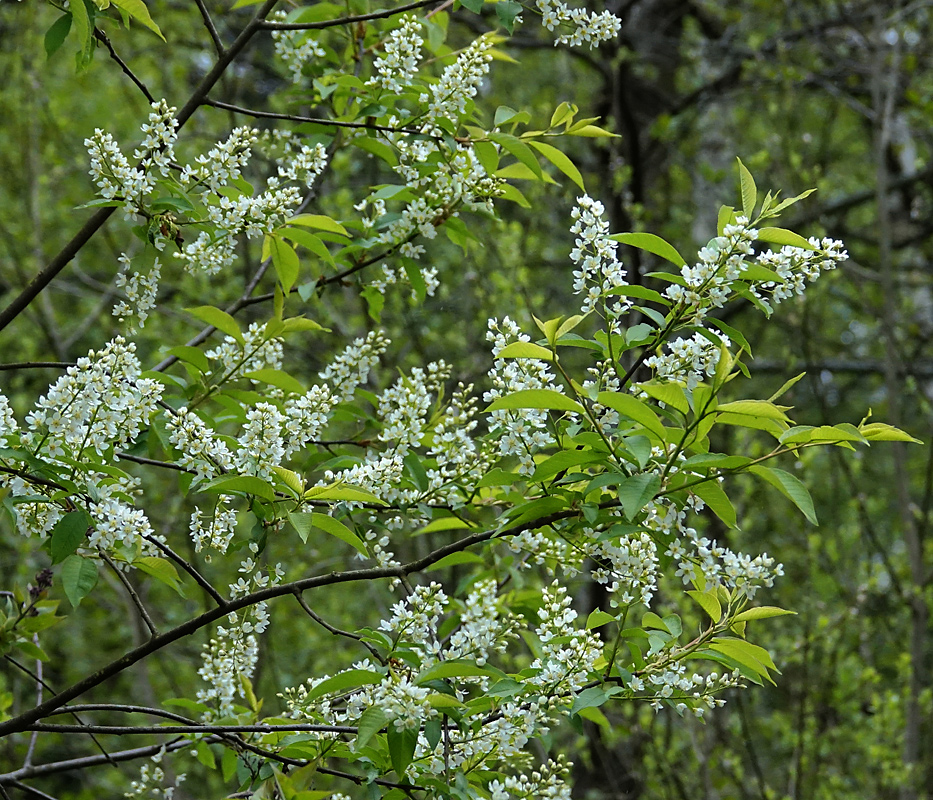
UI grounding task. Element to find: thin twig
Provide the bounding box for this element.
[203,98,425,135]
[99,552,159,637]
[8,781,60,800]
[293,592,385,663]
[140,534,227,607]
[93,29,155,103]
[115,452,193,473]
[195,0,225,56]
[22,637,43,768]
[0,0,282,333]
[0,362,73,372]
[261,0,442,30]
[25,722,356,735]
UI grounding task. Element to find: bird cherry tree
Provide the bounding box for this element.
[0,1,918,798]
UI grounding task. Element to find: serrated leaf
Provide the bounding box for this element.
[387,725,418,777]
[50,510,91,564]
[617,473,661,520]
[310,512,367,555]
[269,236,300,293]
[731,606,796,622]
[136,556,185,597]
[44,14,73,58]
[242,368,306,394]
[495,0,522,33]
[528,140,584,190]
[688,590,722,622]
[303,484,386,505]
[288,214,349,237]
[496,341,554,361]
[749,465,818,525]
[202,474,276,502]
[61,555,98,607]
[417,660,504,683]
[532,450,605,481]
[166,346,210,373]
[597,391,666,440]
[111,0,164,39]
[356,706,388,748]
[306,669,383,702]
[568,124,617,138]
[586,609,616,629]
[637,382,690,415]
[610,232,687,268]
[691,479,737,528]
[570,687,609,715]
[717,205,735,236]
[187,306,243,344]
[737,157,757,217]
[768,372,806,402]
[486,389,584,415]
[489,132,542,179]
[859,423,922,443]
[756,227,816,250]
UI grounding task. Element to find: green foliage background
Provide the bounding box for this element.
[0,1,930,799]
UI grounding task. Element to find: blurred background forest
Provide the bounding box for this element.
[0,0,931,798]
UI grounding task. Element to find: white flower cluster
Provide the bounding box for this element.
[588,528,660,606]
[367,15,424,93]
[235,401,286,480]
[0,393,18,443]
[84,100,177,215]
[377,361,449,451]
[124,746,185,800]
[26,336,162,460]
[319,330,389,402]
[754,237,847,307]
[283,384,335,457]
[165,407,235,481]
[180,126,257,193]
[177,181,301,275]
[485,317,567,475]
[489,759,572,800]
[569,194,629,315]
[421,36,494,125]
[633,663,742,716]
[664,216,758,319]
[535,0,621,48]
[426,382,491,506]
[267,131,330,188]
[189,495,237,555]
[205,322,284,380]
[379,581,448,653]
[112,254,161,330]
[529,582,602,696]
[271,10,326,83]
[445,579,522,665]
[87,478,156,553]
[645,331,729,390]
[198,545,284,717]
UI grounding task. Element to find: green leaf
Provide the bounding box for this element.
[498,182,531,208]
[528,141,585,191]
[617,473,661,520]
[749,465,818,525]
[306,669,383,702]
[495,0,523,33]
[532,450,605,481]
[111,0,164,39]
[70,0,94,70]
[586,609,616,629]
[50,510,91,564]
[770,188,817,215]
[642,611,670,632]
[356,706,389,748]
[269,236,300,293]
[637,382,690,415]
[737,157,757,217]
[496,341,554,361]
[570,687,609,715]
[756,227,816,250]
[859,423,922,444]
[288,214,350,238]
[610,233,687,268]
[687,590,722,623]
[166,346,210,374]
[717,205,735,236]
[426,551,484,571]
[242,369,306,395]
[45,14,73,58]
[460,0,484,12]
[202,474,276,502]
[187,306,243,344]
[731,606,796,622]
[709,639,776,684]
[417,660,504,683]
[61,555,98,607]
[486,389,585,415]
[303,484,386,505]
[135,556,185,597]
[768,372,806,402]
[568,124,617,138]
[310,512,367,556]
[489,133,542,179]
[549,101,577,129]
[691,479,737,528]
[387,725,418,777]
[597,391,666,440]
